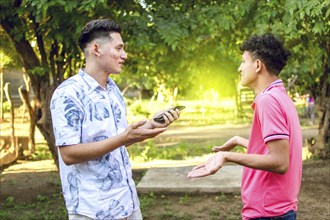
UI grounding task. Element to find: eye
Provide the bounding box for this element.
[116,45,124,51]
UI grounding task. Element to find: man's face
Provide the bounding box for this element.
[238,51,258,87]
[98,32,127,74]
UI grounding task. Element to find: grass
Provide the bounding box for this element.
[126,98,252,127]
[0,194,67,220]
[128,140,246,163]
[138,192,243,220]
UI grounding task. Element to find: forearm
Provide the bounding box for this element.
[59,121,168,164]
[59,132,127,165]
[222,151,288,174]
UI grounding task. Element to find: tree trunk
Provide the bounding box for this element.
[310,93,330,159]
[35,85,58,167]
[309,41,330,159]
[315,96,330,159]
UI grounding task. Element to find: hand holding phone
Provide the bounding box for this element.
[153,106,185,123]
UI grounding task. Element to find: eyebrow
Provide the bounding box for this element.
[116,43,124,48]
[110,41,124,46]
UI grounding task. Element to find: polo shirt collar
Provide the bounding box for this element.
[251,79,284,109]
[262,79,283,93]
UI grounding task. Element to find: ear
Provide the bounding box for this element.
[90,42,101,56]
[256,59,262,72]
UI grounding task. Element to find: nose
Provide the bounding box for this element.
[121,50,127,60]
[238,64,242,72]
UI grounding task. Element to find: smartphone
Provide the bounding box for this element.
[153,105,185,123]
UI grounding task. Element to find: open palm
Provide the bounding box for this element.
[187,152,226,178]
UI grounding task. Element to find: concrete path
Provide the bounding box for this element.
[137,165,243,194]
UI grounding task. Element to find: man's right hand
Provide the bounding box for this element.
[59,119,167,165]
[124,119,167,146]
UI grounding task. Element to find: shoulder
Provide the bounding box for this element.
[50,75,87,109]
[254,90,286,116]
[256,91,279,107]
[58,74,83,90]
[53,75,86,99]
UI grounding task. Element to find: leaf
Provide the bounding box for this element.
[312,21,324,34]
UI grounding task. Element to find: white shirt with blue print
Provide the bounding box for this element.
[50,69,139,220]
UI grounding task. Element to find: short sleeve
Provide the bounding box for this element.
[50,88,84,146]
[257,94,289,143]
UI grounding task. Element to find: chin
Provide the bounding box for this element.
[108,71,121,75]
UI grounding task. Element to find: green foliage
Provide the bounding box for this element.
[118,0,248,99]
[128,138,245,162]
[1,101,10,113]
[36,194,48,202]
[30,144,54,160]
[1,0,328,99]
[128,139,211,162]
[30,66,48,76]
[127,99,150,118]
[139,192,156,212]
[126,99,250,127]
[0,193,67,220]
[5,196,15,207]
[279,0,329,96]
[0,28,21,68]
[215,192,227,201]
[1,0,329,93]
[179,194,191,205]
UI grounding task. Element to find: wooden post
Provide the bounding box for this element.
[21,67,31,122]
[18,85,36,154]
[1,82,18,165]
[0,68,4,122]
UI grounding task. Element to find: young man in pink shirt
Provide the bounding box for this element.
[188,33,302,220]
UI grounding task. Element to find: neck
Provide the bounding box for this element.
[84,63,108,89]
[253,73,279,96]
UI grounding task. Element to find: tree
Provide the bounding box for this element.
[1,0,329,167]
[282,0,330,159]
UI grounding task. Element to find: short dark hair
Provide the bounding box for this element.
[240,33,291,75]
[78,19,121,51]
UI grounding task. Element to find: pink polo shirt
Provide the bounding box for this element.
[241,80,302,219]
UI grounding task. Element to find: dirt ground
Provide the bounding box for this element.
[0,159,329,219]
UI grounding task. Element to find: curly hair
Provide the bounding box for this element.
[240,33,291,76]
[78,19,121,52]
